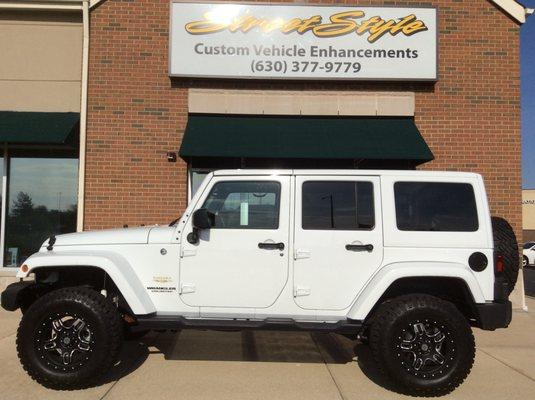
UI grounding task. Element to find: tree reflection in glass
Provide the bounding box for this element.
[4,158,78,267]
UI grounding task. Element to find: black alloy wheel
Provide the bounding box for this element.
[17,287,123,389]
[395,319,454,380]
[35,313,94,372]
[369,294,475,396]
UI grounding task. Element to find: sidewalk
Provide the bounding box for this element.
[1,298,534,400]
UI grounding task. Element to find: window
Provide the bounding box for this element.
[523,242,535,250]
[394,182,478,232]
[202,181,280,229]
[4,157,78,267]
[189,169,211,200]
[302,181,375,230]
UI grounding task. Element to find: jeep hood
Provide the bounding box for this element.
[43,226,155,247]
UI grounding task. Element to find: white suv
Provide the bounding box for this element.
[523,242,535,267]
[1,170,518,395]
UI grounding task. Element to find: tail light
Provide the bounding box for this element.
[495,255,504,274]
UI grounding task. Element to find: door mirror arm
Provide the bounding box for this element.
[187,228,199,244]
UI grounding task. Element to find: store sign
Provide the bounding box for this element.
[169,2,437,81]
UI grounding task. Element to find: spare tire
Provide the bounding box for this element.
[491,216,519,295]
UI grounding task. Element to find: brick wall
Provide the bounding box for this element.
[85,0,521,242]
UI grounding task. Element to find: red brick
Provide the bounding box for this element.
[85,0,521,242]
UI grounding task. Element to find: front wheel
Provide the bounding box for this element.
[16,287,123,389]
[523,255,529,268]
[369,294,475,396]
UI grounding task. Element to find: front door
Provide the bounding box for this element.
[293,176,383,310]
[179,176,290,309]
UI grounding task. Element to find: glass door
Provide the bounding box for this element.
[3,156,78,267]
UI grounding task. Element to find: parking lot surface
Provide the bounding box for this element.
[1,298,534,400]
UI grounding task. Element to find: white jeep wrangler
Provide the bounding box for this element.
[1,170,518,395]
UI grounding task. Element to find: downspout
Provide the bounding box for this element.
[76,0,90,232]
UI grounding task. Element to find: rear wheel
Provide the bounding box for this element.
[17,287,123,389]
[369,294,475,396]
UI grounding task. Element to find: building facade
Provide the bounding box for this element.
[0,0,530,306]
[0,2,83,273]
[523,189,535,242]
[85,0,524,230]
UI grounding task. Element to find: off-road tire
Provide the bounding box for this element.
[369,294,475,396]
[17,287,123,390]
[491,216,519,294]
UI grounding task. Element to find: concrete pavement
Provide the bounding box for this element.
[1,299,534,400]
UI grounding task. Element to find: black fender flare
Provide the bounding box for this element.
[1,281,36,311]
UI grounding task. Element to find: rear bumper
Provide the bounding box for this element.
[1,281,34,311]
[474,300,512,330]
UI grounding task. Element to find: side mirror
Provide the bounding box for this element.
[192,208,214,230]
[188,209,214,244]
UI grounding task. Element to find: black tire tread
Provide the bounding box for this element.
[16,286,123,390]
[369,294,475,397]
[491,216,519,294]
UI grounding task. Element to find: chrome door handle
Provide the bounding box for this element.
[258,242,285,250]
[345,244,374,252]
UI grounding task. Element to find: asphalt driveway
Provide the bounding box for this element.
[1,299,534,400]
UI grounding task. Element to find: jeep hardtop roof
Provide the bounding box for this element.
[213,169,482,179]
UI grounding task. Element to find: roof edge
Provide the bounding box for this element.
[0,0,85,11]
[490,0,529,23]
[89,0,103,8]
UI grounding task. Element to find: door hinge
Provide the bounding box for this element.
[180,283,196,294]
[180,249,197,258]
[294,286,311,297]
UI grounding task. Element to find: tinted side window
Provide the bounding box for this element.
[202,181,280,229]
[394,182,478,232]
[302,181,375,230]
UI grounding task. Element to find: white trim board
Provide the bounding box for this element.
[188,89,415,117]
[490,0,528,23]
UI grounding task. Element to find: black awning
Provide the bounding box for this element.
[0,111,79,144]
[180,115,434,165]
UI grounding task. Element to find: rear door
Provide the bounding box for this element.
[293,176,383,310]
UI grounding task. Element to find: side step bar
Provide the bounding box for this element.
[134,315,363,335]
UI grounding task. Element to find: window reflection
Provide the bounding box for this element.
[190,169,211,199]
[202,181,281,229]
[0,156,3,256]
[302,181,375,230]
[4,158,78,267]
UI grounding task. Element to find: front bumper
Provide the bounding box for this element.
[474,300,512,330]
[1,281,34,311]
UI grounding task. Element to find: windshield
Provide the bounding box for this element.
[523,242,535,249]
